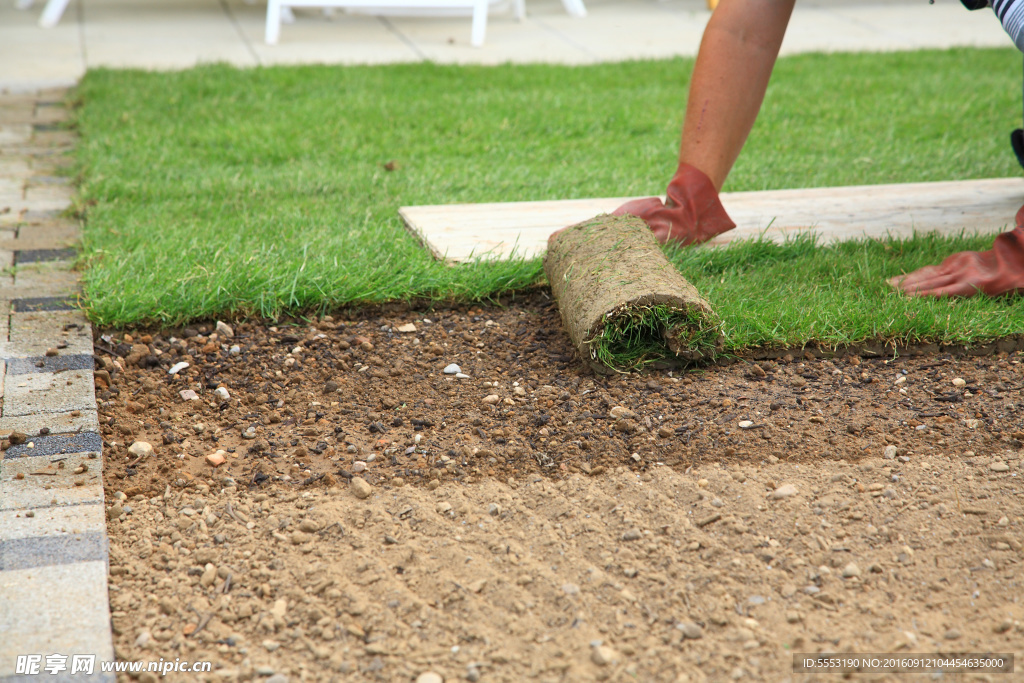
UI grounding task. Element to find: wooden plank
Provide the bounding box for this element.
[399,177,1024,263]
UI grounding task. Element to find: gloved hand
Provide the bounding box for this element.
[612,163,736,245]
[888,205,1024,298]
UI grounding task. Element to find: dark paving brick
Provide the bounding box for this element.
[12,296,75,312]
[6,354,93,374]
[4,432,102,459]
[0,531,106,572]
[14,248,76,264]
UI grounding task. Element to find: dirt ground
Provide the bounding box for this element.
[87,294,1024,682]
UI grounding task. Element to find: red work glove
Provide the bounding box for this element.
[612,163,736,245]
[888,205,1024,298]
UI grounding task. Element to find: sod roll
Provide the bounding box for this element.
[544,214,722,373]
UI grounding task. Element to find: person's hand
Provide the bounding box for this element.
[888,206,1024,298]
[612,163,735,245]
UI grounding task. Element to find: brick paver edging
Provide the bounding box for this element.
[0,90,114,683]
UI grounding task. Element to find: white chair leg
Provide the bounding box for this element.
[561,0,585,17]
[470,0,488,47]
[281,5,295,22]
[513,0,525,21]
[38,0,71,27]
[266,0,282,44]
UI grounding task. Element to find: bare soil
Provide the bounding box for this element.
[95,294,1024,682]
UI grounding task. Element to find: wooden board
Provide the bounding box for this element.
[400,178,1024,262]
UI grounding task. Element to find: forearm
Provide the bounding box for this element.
[680,0,796,190]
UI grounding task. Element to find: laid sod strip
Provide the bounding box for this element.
[544,215,722,372]
[73,48,1024,349]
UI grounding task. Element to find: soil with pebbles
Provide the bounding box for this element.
[90,293,1024,682]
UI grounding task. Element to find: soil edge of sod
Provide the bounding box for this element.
[544,214,723,373]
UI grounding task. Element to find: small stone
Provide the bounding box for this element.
[415,673,443,683]
[179,389,199,401]
[785,610,802,624]
[944,628,962,640]
[455,373,471,379]
[215,321,234,338]
[677,621,703,639]
[106,504,123,521]
[265,675,288,683]
[883,445,897,460]
[609,406,636,420]
[841,562,861,579]
[443,364,461,375]
[965,419,981,430]
[229,344,241,355]
[263,640,281,652]
[214,387,230,401]
[205,450,227,467]
[990,461,1010,472]
[591,645,620,666]
[45,347,58,357]
[622,529,642,541]
[193,423,205,434]
[952,377,967,388]
[738,420,754,429]
[772,484,798,499]
[128,441,153,458]
[9,432,28,445]
[290,531,312,545]
[351,476,372,499]
[200,563,217,587]
[750,364,766,378]
[487,503,502,516]
[562,582,580,596]
[481,395,500,405]
[995,620,1013,634]
[351,461,367,473]
[396,323,417,333]
[435,502,453,514]
[242,426,257,439]
[168,361,190,375]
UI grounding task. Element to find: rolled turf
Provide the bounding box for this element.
[544,214,723,373]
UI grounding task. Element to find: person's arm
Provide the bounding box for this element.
[613,0,795,245]
[681,0,796,190]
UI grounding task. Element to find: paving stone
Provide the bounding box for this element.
[31,130,76,149]
[0,159,31,178]
[10,297,77,314]
[0,530,106,571]
[2,310,92,358]
[0,501,104,542]
[4,432,102,460]
[0,562,115,679]
[0,452,103,512]
[0,409,99,438]
[3,369,95,417]
[0,125,32,147]
[14,248,76,265]
[0,177,22,199]
[6,354,93,375]
[1,268,79,299]
[22,184,72,210]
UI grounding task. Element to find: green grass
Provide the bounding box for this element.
[590,303,722,371]
[73,48,1024,349]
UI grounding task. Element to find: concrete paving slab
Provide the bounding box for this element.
[3,369,95,417]
[3,310,92,359]
[14,248,77,265]
[0,501,104,542]
[6,354,93,375]
[0,410,98,438]
[0,125,33,147]
[0,562,114,680]
[0,452,103,511]
[2,267,80,299]
[0,160,31,179]
[4,432,103,459]
[0,530,106,571]
[0,0,83,92]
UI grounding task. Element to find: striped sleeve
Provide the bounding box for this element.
[994,0,1024,51]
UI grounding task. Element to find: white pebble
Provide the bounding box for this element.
[128,441,153,458]
[738,420,754,429]
[352,461,367,473]
[772,483,798,499]
[214,387,230,401]
[953,377,967,387]
[443,364,461,374]
[168,361,190,375]
[883,445,897,460]
[455,373,471,379]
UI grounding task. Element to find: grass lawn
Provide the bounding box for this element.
[74,48,1024,349]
